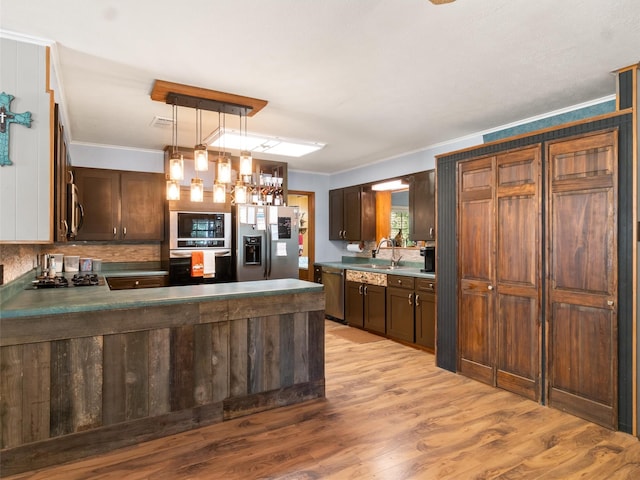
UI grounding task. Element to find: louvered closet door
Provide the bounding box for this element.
[547,130,618,429]
[457,156,496,385]
[495,146,542,401]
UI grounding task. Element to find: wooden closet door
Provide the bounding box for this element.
[457,156,495,385]
[547,130,618,429]
[495,146,542,401]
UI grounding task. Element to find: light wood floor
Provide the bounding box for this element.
[6,320,640,480]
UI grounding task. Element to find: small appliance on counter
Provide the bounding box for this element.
[420,246,435,273]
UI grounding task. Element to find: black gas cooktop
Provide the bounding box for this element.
[29,273,104,289]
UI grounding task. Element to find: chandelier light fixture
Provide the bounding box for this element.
[152,80,293,205]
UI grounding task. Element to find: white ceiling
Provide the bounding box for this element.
[1,0,639,174]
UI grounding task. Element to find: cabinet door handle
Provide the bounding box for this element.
[62,220,68,236]
[429,283,434,290]
[364,285,368,296]
[430,227,434,238]
[123,227,127,237]
[607,300,614,306]
[488,285,494,291]
[113,227,117,237]
[408,293,413,306]
[358,284,363,295]
[415,294,420,306]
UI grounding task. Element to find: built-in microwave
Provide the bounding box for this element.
[169,211,231,251]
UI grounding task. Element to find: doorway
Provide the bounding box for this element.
[288,190,315,281]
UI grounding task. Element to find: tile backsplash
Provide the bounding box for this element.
[0,244,41,284]
[0,243,161,284]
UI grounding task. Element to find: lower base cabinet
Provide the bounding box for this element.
[415,279,436,350]
[387,276,436,348]
[345,280,386,334]
[386,275,416,342]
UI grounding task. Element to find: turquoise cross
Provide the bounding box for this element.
[0,92,32,166]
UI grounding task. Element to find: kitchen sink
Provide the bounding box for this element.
[355,264,406,271]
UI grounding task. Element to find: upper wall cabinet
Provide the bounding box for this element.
[74,167,165,241]
[329,186,376,241]
[409,170,435,241]
[53,104,71,242]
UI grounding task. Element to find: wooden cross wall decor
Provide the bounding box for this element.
[0,92,32,166]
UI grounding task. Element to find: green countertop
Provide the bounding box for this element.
[315,258,436,279]
[0,273,323,319]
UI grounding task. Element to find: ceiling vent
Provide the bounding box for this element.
[150,115,174,128]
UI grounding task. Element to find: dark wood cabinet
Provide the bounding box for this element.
[74,167,164,241]
[345,280,365,328]
[409,169,435,241]
[386,275,436,347]
[106,275,168,290]
[345,279,385,334]
[329,186,375,241]
[53,104,70,242]
[415,279,436,350]
[546,130,618,429]
[386,275,415,343]
[457,145,542,402]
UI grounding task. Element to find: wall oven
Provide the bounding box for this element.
[168,211,233,285]
[169,211,231,251]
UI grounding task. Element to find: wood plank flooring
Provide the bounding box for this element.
[5,320,640,479]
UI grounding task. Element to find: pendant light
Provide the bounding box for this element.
[216,111,231,184]
[190,178,204,202]
[193,108,208,171]
[239,109,253,176]
[166,102,182,200]
[233,181,248,204]
[190,106,206,201]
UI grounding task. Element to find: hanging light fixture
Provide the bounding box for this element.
[216,111,231,184]
[239,109,253,176]
[233,181,248,204]
[166,102,182,200]
[193,107,208,171]
[190,178,204,202]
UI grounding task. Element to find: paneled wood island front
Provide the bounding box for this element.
[0,278,325,475]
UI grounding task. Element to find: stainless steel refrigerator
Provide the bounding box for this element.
[232,205,299,281]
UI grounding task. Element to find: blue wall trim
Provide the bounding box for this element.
[482,100,616,143]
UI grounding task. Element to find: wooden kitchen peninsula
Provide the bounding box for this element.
[0,278,325,475]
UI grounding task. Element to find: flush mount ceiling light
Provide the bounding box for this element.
[371,179,408,191]
[429,0,456,4]
[204,129,325,158]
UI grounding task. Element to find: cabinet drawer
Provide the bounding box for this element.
[416,278,436,293]
[388,275,414,290]
[106,275,168,290]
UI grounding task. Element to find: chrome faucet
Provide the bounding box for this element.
[373,237,403,267]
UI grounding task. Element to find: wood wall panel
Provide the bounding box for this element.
[0,345,22,448]
[279,313,295,388]
[0,292,325,474]
[49,340,73,437]
[170,326,195,411]
[22,343,51,444]
[229,318,248,398]
[148,328,170,416]
[293,312,310,384]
